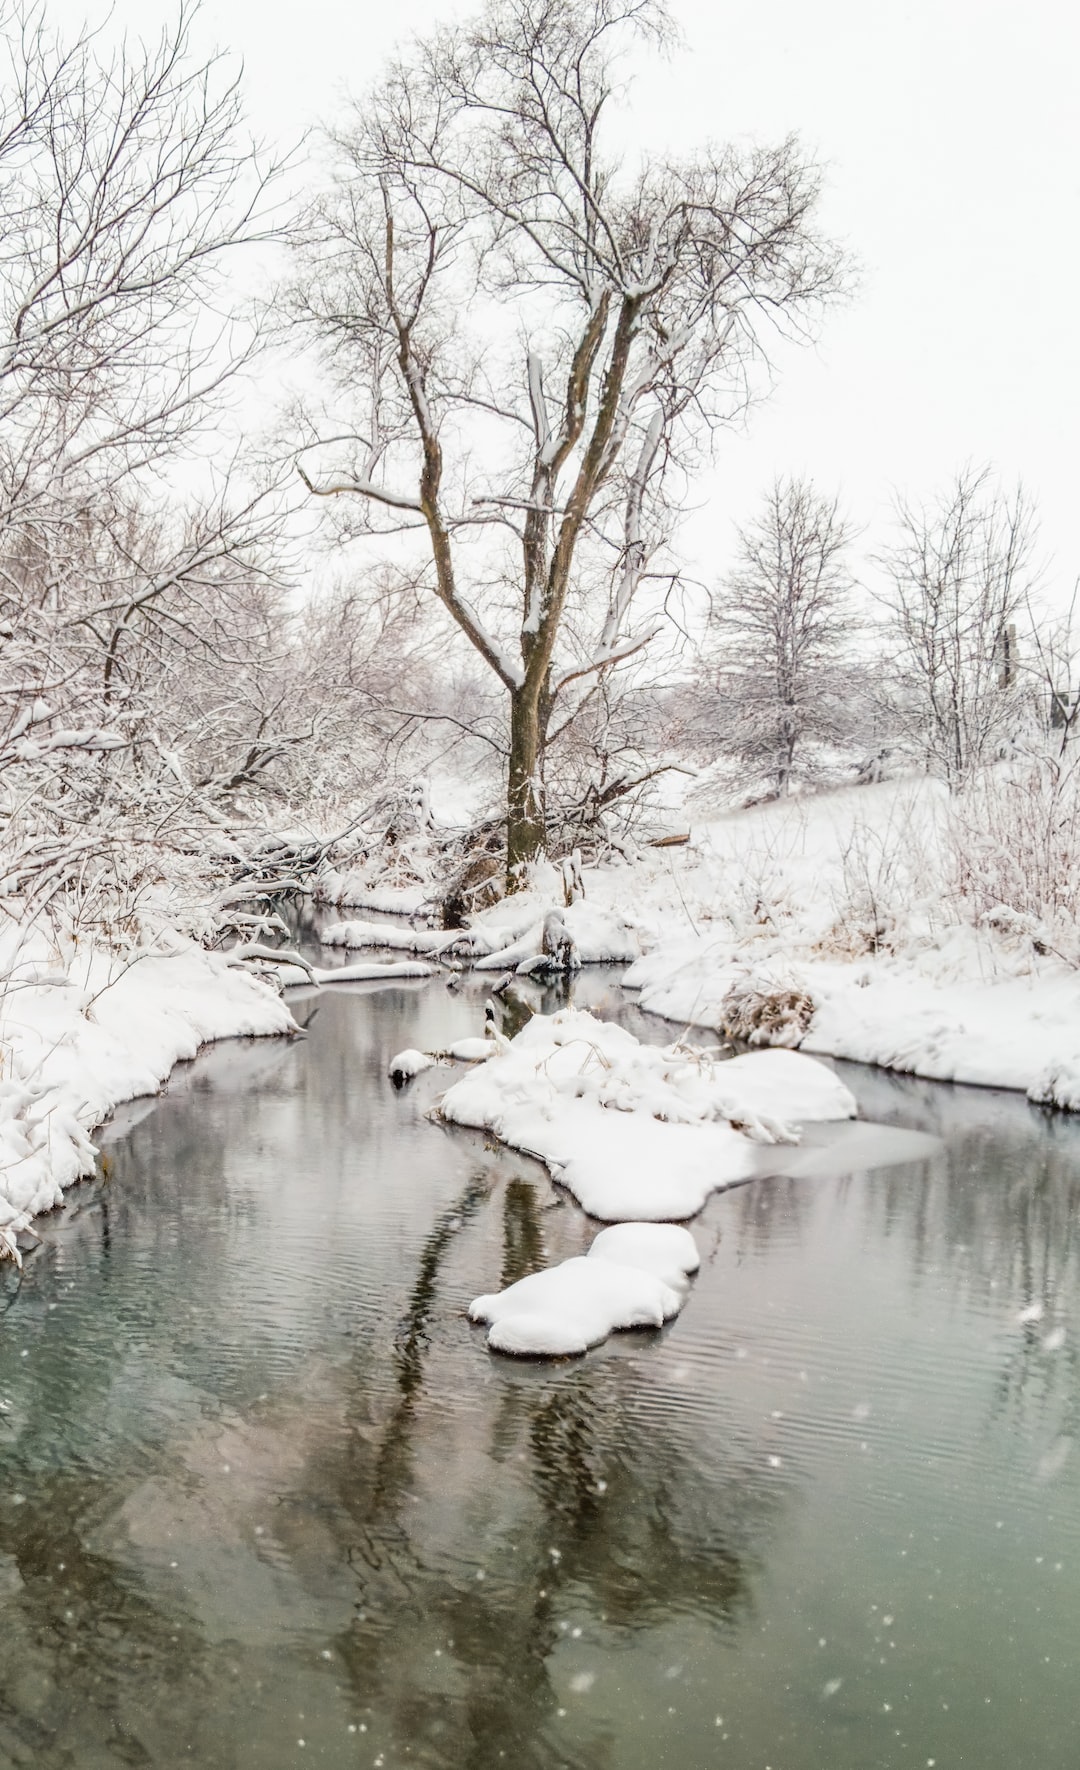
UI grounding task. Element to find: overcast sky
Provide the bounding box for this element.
[97,0,1079,610]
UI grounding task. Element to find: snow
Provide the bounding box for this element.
[276,956,435,986]
[623,931,1080,1108]
[469,1223,700,1357]
[465,774,1080,1113]
[387,1031,497,1082]
[388,1047,437,1084]
[320,919,453,955]
[318,772,1080,1115]
[320,889,643,972]
[0,928,293,1255]
[314,877,433,914]
[440,1007,856,1221]
[472,898,645,969]
[589,1221,701,1285]
[310,960,434,985]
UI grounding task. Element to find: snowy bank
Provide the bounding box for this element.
[439,1008,855,1221]
[313,875,433,915]
[0,930,293,1254]
[480,775,1080,1113]
[299,959,434,986]
[467,898,644,970]
[623,933,1080,1110]
[330,773,1080,1109]
[470,1223,700,1356]
[320,919,453,956]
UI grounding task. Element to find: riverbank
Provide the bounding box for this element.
[316,772,1080,1109]
[614,776,1080,1108]
[0,924,293,1257]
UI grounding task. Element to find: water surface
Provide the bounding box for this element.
[2,970,1079,1769]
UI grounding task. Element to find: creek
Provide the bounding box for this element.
[1,946,1079,1768]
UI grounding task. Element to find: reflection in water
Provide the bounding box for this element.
[1,972,1080,1767]
[500,1179,547,1290]
[318,1310,771,1770]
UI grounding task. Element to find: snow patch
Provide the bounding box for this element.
[471,900,644,970]
[469,1224,700,1357]
[314,877,432,914]
[279,958,435,986]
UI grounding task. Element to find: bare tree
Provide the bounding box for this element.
[692,477,858,797]
[1022,580,1080,759]
[877,467,1039,786]
[292,0,844,884]
[0,6,308,935]
[0,2,278,527]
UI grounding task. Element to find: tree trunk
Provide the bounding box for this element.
[507,684,547,886]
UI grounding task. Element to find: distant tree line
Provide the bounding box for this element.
[679,466,1070,802]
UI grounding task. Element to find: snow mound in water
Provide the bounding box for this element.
[388,1048,436,1084]
[470,1224,699,1357]
[440,1008,855,1221]
[387,1033,496,1085]
[588,1222,700,1287]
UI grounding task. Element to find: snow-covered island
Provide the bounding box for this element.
[439,1007,856,1221]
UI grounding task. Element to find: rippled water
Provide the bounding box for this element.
[2,959,1080,1769]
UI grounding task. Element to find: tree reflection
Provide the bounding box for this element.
[295,1172,779,1770]
[500,1178,547,1289]
[318,1337,777,1770]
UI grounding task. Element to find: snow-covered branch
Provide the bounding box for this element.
[296,461,422,513]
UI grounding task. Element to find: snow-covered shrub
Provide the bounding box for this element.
[949,757,1080,964]
[825,789,945,955]
[719,970,815,1047]
[437,838,506,927]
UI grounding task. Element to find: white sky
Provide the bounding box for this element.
[90,0,1079,609]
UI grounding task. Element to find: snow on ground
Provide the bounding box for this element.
[355,774,1079,1111]
[602,775,1080,1108]
[469,1223,701,1356]
[309,959,434,985]
[626,936,1080,1106]
[471,899,644,970]
[439,1007,856,1221]
[0,926,293,1256]
[321,772,1080,1108]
